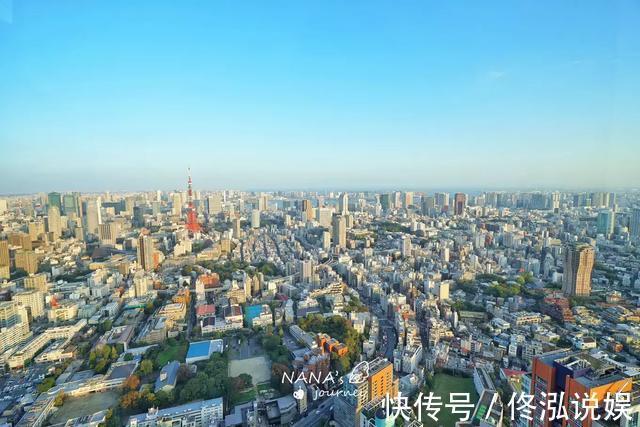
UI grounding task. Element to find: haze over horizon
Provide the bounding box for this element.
[1,1,639,193]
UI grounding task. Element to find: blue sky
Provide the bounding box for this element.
[1,0,639,193]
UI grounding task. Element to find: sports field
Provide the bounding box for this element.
[421,373,478,427]
[228,355,271,384]
[48,390,119,424]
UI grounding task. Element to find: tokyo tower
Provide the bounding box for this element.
[186,168,201,234]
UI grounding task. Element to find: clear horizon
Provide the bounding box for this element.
[1,1,639,193]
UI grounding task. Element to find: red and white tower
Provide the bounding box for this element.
[186,168,201,234]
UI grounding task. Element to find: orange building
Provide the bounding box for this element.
[316,333,349,357]
[530,350,632,427]
[366,358,397,401]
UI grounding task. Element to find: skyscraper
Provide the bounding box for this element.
[332,214,346,248]
[13,290,45,319]
[251,209,261,228]
[380,194,392,211]
[46,205,62,240]
[47,192,62,212]
[596,209,615,237]
[99,222,121,245]
[435,192,449,211]
[338,193,349,215]
[317,207,334,228]
[454,193,467,216]
[302,199,314,222]
[63,193,80,216]
[421,195,435,216]
[137,234,155,271]
[402,192,413,209]
[233,216,242,238]
[0,240,9,269]
[206,194,222,216]
[84,198,102,236]
[15,250,38,274]
[171,193,182,216]
[401,236,411,258]
[133,206,145,227]
[562,243,595,297]
[28,221,45,241]
[630,207,640,239]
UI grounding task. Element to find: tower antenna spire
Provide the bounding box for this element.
[186,168,200,234]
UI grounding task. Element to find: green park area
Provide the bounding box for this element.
[155,339,188,366]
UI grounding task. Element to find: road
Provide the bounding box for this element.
[379,318,397,359]
[293,396,334,427]
[370,303,397,359]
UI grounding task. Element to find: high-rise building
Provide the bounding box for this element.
[47,192,62,212]
[171,193,182,216]
[0,199,7,215]
[28,221,45,241]
[233,216,242,238]
[13,290,45,319]
[322,230,331,251]
[46,205,62,240]
[338,193,349,215]
[551,192,560,210]
[206,194,222,216]
[24,273,49,292]
[332,214,346,248]
[258,194,269,211]
[84,198,102,236]
[562,243,595,297]
[0,239,9,268]
[421,196,435,216]
[334,358,397,427]
[251,209,261,228]
[63,193,80,216]
[15,250,39,274]
[435,192,449,211]
[529,350,631,427]
[134,271,152,298]
[454,192,467,216]
[630,207,640,239]
[99,222,121,245]
[302,199,314,222]
[317,207,334,228]
[298,259,313,283]
[0,300,23,328]
[9,232,32,251]
[137,234,155,271]
[0,239,8,279]
[596,209,615,237]
[402,192,413,209]
[380,194,392,211]
[133,206,145,227]
[401,236,411,258]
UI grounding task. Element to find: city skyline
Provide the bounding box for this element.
[1,1,640,192]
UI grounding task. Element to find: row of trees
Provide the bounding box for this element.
[110,351,251,426]
[88,344,121,374]
[260,331,290,365]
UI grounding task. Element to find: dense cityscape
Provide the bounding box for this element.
[0,177,639,426]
